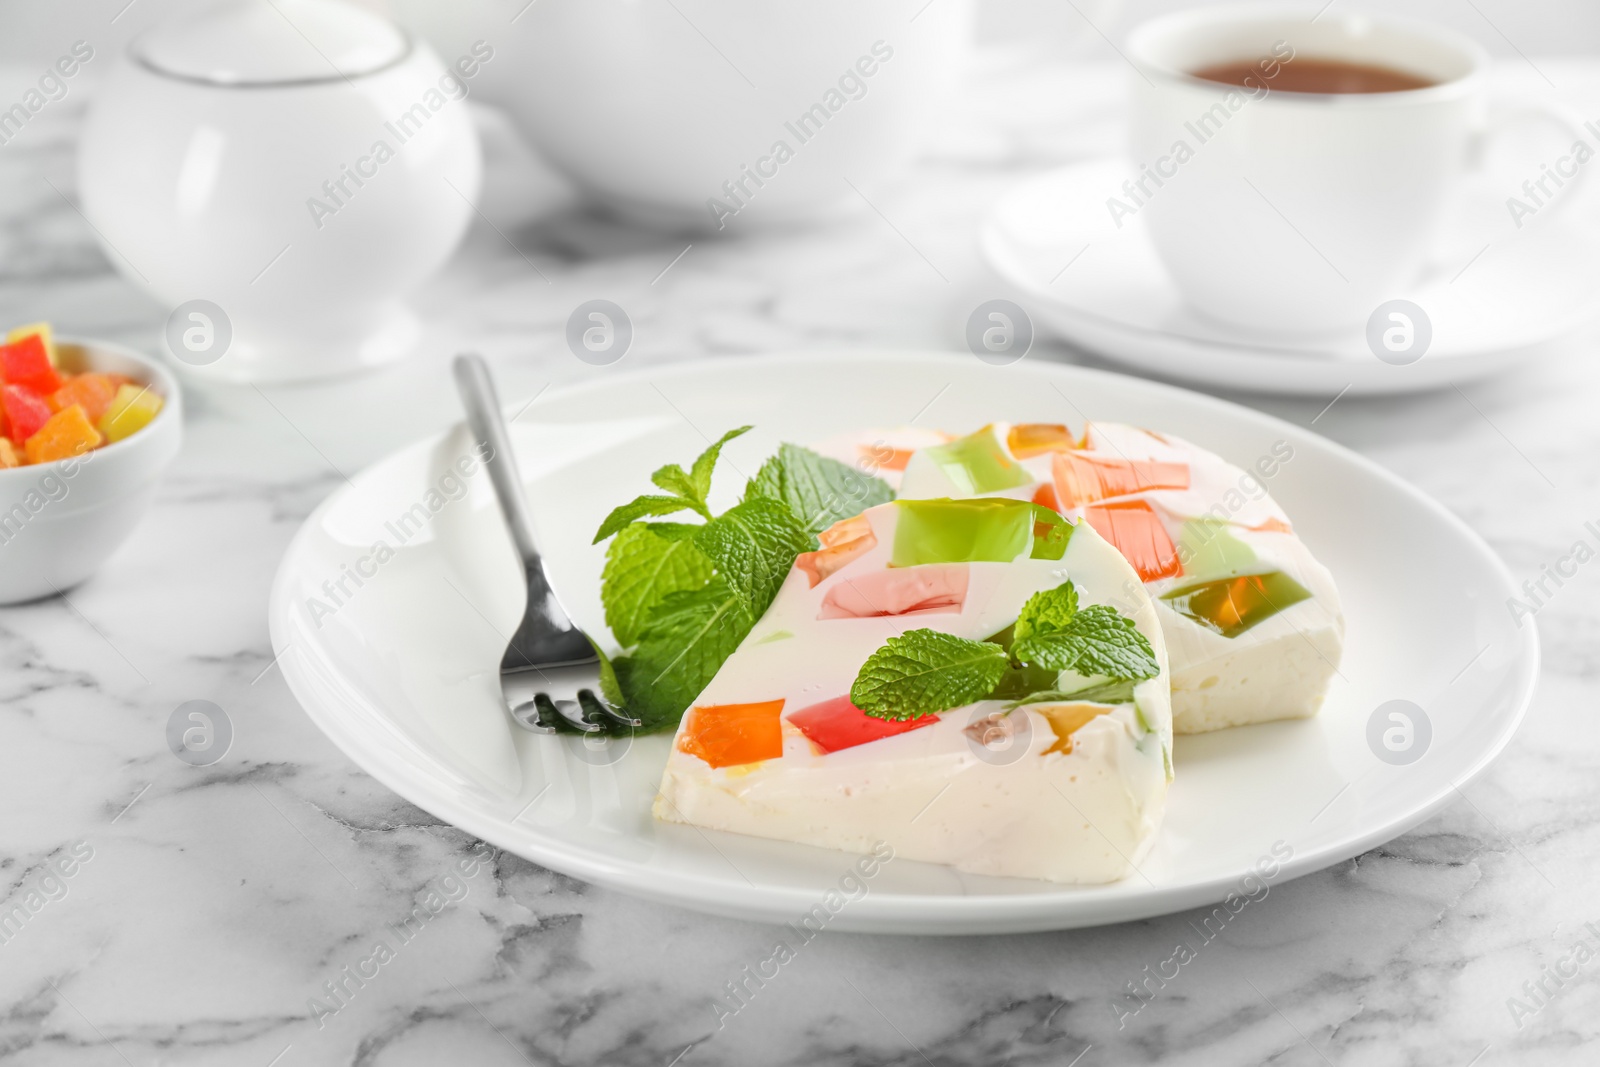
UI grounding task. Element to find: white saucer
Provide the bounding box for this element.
[981,159,1600,396]
[268,351,1536,933]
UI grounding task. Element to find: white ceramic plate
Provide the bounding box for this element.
[269,352,1537,933]
[981,159,1600,396]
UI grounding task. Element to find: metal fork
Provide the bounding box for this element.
[452,353,639,736]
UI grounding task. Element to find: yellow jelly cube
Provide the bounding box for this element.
[98,383,164,444]
[6,322,56,366]
[0,438,19,468]
[25,404,102,464]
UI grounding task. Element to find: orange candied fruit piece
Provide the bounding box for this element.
[1052,450,1190,508]
[24,403,103,465]
[1083,500,1182,581]
[1007,423,1078,458]
[679,699,786,769]
[795,513,878,588]
[1032,481,1062,512]
[0,439,18,469]
[49,373,120,423]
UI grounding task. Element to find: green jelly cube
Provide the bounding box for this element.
[892,498,1072,566]
[1161,570,1312,638]
[922,427,1033,494]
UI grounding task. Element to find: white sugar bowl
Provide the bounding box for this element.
[78,0,481,382]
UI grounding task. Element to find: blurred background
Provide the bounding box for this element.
[3,0,1596,63]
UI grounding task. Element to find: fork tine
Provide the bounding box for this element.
[579,688,642,730]
[509,698,558,734]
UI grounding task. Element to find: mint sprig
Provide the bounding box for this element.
[592,430,894,732]
[850,630,1010,721]
[848,579,1159,722]
[593,426,752,542]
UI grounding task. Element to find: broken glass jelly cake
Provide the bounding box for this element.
[653,497,1172,885]
[821,422,1345,734]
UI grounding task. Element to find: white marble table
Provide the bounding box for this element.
[2,53,1599,1067]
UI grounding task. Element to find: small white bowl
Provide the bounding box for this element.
[0,338,182,605]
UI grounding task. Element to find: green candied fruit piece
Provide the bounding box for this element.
[892,498,1072,566]
[922,427,1033,494]
[1161,570,1312,638]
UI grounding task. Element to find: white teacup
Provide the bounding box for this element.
[1124,6,1587,336]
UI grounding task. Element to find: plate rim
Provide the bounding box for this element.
[268,349,1540,933]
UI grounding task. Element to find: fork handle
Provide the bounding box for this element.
[452,353,544,570]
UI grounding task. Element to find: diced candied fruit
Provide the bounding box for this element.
[679,699,785,769]
[921,427,1032,494]
[99,383,164,444]
[862,444,916,472]
[49,373,119,423]
[892,498,1072,566]
[787,695,937,754]
[0,439,18,469]
[2,384,53,443]
[5,322,56,365]
[1031,481,1062,512]
[795,513,878,588]
[1007,423,1078,458]
[1161,571,1312,638]
[1082,500,1182,581]
[25,404,103,464]
[1052,451,1190,508]
[818,563,969,619]
[1035,702,1118,755]
[0,334,62,395]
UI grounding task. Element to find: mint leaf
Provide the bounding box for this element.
[689,425,753,504]
[1013,604,1159,681]
[745,443,895,535]
[850,629,1009,721]
[601,525,714,647]
[1014,581,1079,643]
[691,496,813,617]
[594,494,701,544]
[641,522,702,542]
[650,464,702,511]
[621,578,755,728]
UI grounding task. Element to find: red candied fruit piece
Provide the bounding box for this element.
[2,384,53,443]
[0,334,62,395]
[788,695,938,754]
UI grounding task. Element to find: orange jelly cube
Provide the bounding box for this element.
[1007,423,1078,458]
[1052,451,1190,508]
[678,699,785,769]
[0,439,18,469]
[24,403,103,465]
[795,513,878,588]
[49,373,119,423]
[1082,500,1182,581]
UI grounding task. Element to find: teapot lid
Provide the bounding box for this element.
[133,0,409,86]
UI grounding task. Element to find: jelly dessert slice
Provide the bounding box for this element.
[892,498,1072,567]
[921,427,1033,494]
[818,564,968,619]
[678,699,786,769]
[1082,500,1181,581]
[1161,571,1313,638]
[1052,451,1190,508]
[2,384,53,444]
[25,404,102,464]
[787,695,938,753]
[0,334,62,395]
[1007,423,1078,459]
[99,384,164,444]
[796,514,877,588]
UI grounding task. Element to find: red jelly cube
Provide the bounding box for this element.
[0,334,62,395]
[787,695,938,754]
[2,384,53,443]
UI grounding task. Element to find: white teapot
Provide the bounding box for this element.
[79,0,482,382]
